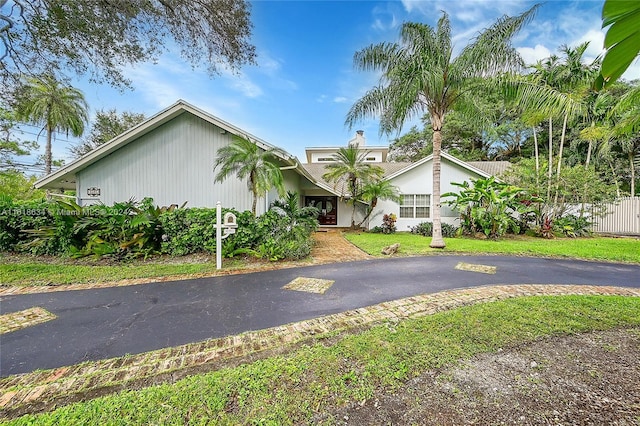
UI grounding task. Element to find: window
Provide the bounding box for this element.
[365,157,376,161]
[399,194,430,218]
[317,157,333,162]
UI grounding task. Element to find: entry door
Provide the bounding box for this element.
[306,196,337,225]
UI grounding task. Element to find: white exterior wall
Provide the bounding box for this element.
[370,159,484,231]
[76,113,289,214]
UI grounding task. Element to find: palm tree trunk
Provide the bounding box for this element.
[546,118,553,201]
[251,190,258,216]
[430,123,445,249]
[608,158,621,198]
[553,113,569,205]
[45,123,53,175]
[630,152,636,196]
[532,126,539,188]
[585,139,593,169]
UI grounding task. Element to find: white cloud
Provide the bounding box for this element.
[371,4,399,31]
[517,44,552,66]
[333,96,348,103]
[316,94,328,103]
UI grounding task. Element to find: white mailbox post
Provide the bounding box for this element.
[216,201,238,270]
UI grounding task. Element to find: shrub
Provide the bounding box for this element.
[553,215,592,238]
[444,177,541,239]
[0,197,68,255]
[381,213,397,234]
[410,221,458,238]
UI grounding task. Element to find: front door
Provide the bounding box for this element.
[306,196,337,225]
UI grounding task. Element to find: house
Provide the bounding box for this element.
[302,132,510,230]
[35,100,337,215]
[35,100,509,230]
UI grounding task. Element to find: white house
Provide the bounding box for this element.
[35,100,509,229]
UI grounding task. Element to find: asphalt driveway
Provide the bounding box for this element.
[1,255,639,376]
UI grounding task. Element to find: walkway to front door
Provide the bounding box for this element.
[305,196,337,226]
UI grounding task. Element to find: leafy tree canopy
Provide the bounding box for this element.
[70,109,146,158]
[0,0,256,92]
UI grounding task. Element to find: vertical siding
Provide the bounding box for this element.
[77,113,257,210]
[591,197,640,235]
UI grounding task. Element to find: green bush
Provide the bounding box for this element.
[553,215,592,238]
[410,221,458,238]
[0,197,68,255]
[444,177,540,239]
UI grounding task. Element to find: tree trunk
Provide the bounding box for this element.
[357,198,377,228]
[430,122,445,249]
[546,118,553,201]
[553,113,569,205]
[630,152,636,196]
[532,126,539,188]
[45,124,53,175]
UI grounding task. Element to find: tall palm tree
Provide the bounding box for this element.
[214,136,286,216]
[345,7,538,248]
[356,179,400,228]
[15,74,89,175]
[322,146,384,228]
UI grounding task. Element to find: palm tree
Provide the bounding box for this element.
[214,136,286,216]
[15,74,89,175]
[596,0,640,89]
[271,191,320,232]
[322,146,384,228]
[356,179,400,228]
[345,7,538,248]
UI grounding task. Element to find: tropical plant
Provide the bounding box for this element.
[380,213,397,234]
[444,177,540,238]
[596,0,640,88]
[410,221,458,238]
[214,136,287,216]
[270,191,319,233]
[14,74,89,175]
[356,179,400,228]
[321,145,384,228]
[345,6,539,248]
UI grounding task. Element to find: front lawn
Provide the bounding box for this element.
[4,295,639,424]
[344,232,640,263]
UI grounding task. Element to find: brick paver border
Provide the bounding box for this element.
[1,284,638,419]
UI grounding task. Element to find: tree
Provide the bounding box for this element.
[214,136,286,216]
[70,109,146,158]
[356,179,400,228]
[321,146,384,228]
[596,0,640,89]
[345,7,538,248]
[388,125,432,162]
[270,191,319,233]
[14,74,88,175]
[0,0,255,92]
[0,106,37,170]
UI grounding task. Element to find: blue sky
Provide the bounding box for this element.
[18,0,639,169]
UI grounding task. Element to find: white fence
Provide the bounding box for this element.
[591,197,640,235]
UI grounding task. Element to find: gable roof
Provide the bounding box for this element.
[383,151,497,181]
[35,100,313,190]
[466,161,511,176]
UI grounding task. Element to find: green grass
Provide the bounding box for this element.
[4,295,640,425]
[344,232,640,263]
[0,262,221,286]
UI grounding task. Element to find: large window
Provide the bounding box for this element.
[399,194,430,218]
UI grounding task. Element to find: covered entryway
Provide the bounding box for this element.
[305,196,338,225]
